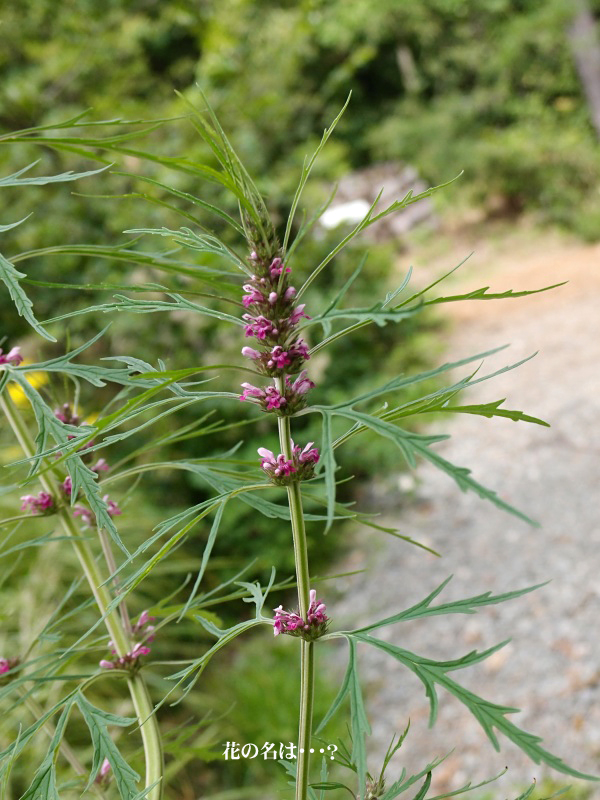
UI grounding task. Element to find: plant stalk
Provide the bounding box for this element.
[0,390,164,799]
[277,406,315,800]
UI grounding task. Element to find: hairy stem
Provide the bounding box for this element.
[0,390,164,799]
[276,403,314,800]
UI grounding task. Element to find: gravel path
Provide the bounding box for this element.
[333,233,600,797]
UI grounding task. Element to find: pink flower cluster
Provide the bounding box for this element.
[273,589,328,640]
[20,491,54,515]
[258,441,320,485]
[240,370,315,416]
[0,346,22,366]
[240,254,312,378]
[99,610,155,670]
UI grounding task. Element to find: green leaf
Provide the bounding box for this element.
[420,281,566,308]
[353,634,599,781]
[326,407,536,525]
[179,501,227,619]
[0,214,32,232]
[440,399,550,427]
[0,250,56,341]
[13,241,240,291]
[20,701,75,800]
[283,93,351,255]
[319,409,337,534]
[297,174,461,300]
[113,171,245,234]
[124,225,247,272]
[408,772,431,800]
[76,693,140,798]
[316,637,370,790]
[43,290,244,328]
[0,160,108,187]
[351,576,547,634]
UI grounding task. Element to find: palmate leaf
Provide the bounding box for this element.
[20,701,74,800]
[352,633,598,781]
[315,406,536,526]
[0,250,56,341]
[0,692,80,780]
[75,693,140,797]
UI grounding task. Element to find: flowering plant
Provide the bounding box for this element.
[0,96,595,799]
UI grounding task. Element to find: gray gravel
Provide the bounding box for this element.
[331,243,600,797]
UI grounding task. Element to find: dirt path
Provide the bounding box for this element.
[333,225,600,796]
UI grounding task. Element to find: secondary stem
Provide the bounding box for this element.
[0,391,164,799]
[276,397,315,800]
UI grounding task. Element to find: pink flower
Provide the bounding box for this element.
[240,382,265,402]
[293,441,320,465]
[242,284,265,308]
[0,659,11,675]
[286,370,315,396]
[73,505,95,527]
[273,606,304,636]
[241,346,261,361]
[243,314,279,340]
[0,347,23,366]
[263,387,286,410]
[95,757,112,784]
[288,304,311,326]
[132,610,155,643]
[54,404,80,425]
[103,496,122,517]
[269,258,291,279]
[99,758,112,778]
[92,458,109,473]
[61,477,73,497]
[257,442,318,484]
[257,448,296,478]
[21,492,54,515]
[289,339,310,360]
[267,346,291,369]
[99,634,152,670]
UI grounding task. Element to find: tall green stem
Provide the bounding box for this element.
[0,390,163,799]
[276,403,315,800]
